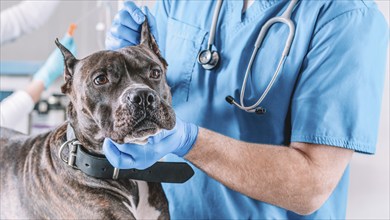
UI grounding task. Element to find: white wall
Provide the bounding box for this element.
[0,1,389,219]
[0,1,117,60]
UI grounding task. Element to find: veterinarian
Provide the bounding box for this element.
[104,0,389,218]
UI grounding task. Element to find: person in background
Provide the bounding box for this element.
[0,0,60,44]
[104,0,388,219]
[0,25,76,131]
[0,1,77,132]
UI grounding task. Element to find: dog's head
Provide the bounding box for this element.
[56,21,175,149]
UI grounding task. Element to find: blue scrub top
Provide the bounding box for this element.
[152,0,388,219]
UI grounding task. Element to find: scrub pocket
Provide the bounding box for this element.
[165,17,207,105]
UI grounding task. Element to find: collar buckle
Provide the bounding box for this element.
[112,167,120,180]
[58,139,81,169]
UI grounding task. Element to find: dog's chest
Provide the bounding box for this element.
[0,126,168,219]
[121,181,162,219]
[57,174,166,219]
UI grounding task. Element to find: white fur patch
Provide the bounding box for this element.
[124,129,162,145]
[124,181,161,219]
[124,136,148,145]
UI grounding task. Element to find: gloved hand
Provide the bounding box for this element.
[103,117,198,170]
[33,34,76,88]
[105,1,158,50]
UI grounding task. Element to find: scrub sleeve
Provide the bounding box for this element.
[291,8,388,154]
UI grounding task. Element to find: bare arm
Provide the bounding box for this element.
[24,80,44,103]
[185,128,353,215]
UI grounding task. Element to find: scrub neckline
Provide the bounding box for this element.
[226,0,282,26]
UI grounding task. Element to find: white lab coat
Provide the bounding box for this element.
[0,90,34,133]
[0,0,60,45]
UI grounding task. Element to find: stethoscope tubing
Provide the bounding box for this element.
[238,2,297,112]
[208,0,223,50]
[200,0,298,114]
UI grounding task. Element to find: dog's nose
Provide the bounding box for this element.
[127,90,156,108]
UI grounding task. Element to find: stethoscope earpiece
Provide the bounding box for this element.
[197,49,220,70]
[225,96,235,105]
[225,96,267,114]
[255,107,266,115]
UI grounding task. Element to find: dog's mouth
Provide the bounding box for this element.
[132,119,160,138]
[121,120,163,145]
[123,128,159,145]
[111,102,175,144]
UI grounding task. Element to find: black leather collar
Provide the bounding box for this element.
[58,124,194,183]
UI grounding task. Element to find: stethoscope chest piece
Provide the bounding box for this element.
[197,49,220,70]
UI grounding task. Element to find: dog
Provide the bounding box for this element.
[0,21,176,219]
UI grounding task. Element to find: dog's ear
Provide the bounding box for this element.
[140,19,168,69]
[55,38,78,94]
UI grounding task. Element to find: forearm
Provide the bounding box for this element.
[185,128,352,215]
[24,80,45,103]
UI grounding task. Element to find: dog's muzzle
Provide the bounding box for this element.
[112,86,175,144]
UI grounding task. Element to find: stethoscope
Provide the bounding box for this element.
[197,0,298,114]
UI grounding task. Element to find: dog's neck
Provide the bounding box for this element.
[66,103,104,154]
[67,123,104,155]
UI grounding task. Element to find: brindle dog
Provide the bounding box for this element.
[0,21,174,219]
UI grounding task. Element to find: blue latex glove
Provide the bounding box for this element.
[33,34,76,88]
[105,1,158,50]
[103,117,198,170]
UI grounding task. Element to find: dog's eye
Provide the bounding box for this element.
[149,69,161,79]
[94,75,109,85]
